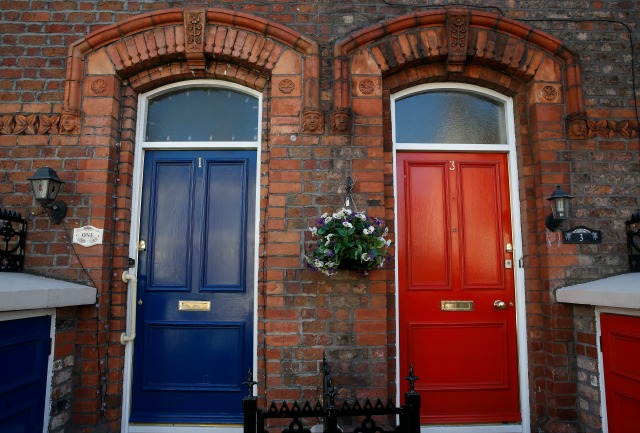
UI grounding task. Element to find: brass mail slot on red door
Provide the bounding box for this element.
[178,300,211,311]
[440,300,474,311]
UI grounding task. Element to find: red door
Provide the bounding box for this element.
[601,313,640,433]
[397,152,520,424]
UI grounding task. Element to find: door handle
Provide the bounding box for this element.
[494,300,507,310]
[121,271,138,345]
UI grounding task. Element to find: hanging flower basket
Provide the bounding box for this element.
[304,208,391,276]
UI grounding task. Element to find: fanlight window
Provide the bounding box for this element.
[145,86,259,142]
[395,90,507,144]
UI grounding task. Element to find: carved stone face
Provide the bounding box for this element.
[302,110,323,134]
[568,119,587,139]
[306,114,320,131]
[60,113,79,134]
[331,112,350,133]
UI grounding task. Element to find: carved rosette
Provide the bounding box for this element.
[184,9,206,70]
[90,79,107,95]
[358,79,375,95]
[301,107,324,135]
[541,85,559,102]
[278,79,295,94]
[446,10,469,73]
[331,108,352,135]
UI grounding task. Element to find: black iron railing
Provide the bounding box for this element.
[0,209,27,272]
[626,212,640,272]
[243,355,421,433]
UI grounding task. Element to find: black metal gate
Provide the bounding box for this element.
[243,355,421,433]
[0,208,26,272]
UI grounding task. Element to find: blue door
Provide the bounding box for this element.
[131,150,256,424]
[0,315,51,433]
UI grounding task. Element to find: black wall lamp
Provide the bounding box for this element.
[545,186,573,231]
[28,167,67,224]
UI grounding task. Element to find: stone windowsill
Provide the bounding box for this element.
[556,273,640,309]
[0,272,96,312]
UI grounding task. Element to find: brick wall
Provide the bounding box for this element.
[1,2,639,433]
[574,305,602,433]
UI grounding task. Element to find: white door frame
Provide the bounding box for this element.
[391,82,531,433]
[121,79,262,433]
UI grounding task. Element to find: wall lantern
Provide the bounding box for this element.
[28,167,67,224]
[545,186,573,231]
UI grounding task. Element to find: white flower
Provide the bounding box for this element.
[343,221,353,228]
[324,216,333,224]
[361,253,371,261]
[314,259,324,268]
[383,227,389,236]
[326,261,336,268]
[341,208,352,215]
[355,212,366,220]
[367,226,375,234]
[325,234,335,246]
[321,212,328,218]
[385,239,392,247]
[309,227,318,236]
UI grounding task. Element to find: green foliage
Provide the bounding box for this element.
[304,208,391,276]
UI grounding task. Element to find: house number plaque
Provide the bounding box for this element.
[562,226,602,244]
[72,225,104,247]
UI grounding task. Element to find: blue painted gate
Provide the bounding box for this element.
[0,315,51,433]
[131,150,256,424]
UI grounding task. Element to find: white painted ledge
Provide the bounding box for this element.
[0,272,96,311]
[556,273,640,309]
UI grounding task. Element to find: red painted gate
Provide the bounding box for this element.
[397,152,520,424]
[601,313,640,432]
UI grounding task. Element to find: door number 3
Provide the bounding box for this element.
[449,161,456,171]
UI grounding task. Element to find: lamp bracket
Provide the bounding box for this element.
[44,201,67,225]
[545,213,562,232]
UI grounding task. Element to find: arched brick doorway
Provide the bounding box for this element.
[333,9,586,432]
[61,8,320,432]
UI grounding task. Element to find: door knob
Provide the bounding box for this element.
[494,300,507,310]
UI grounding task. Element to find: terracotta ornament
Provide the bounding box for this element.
[331,108,352,135]
[60,110,81,134]
[302,107,324,134]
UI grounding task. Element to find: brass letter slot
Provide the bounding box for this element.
[441,300,474,311]
[178,300,211,311]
